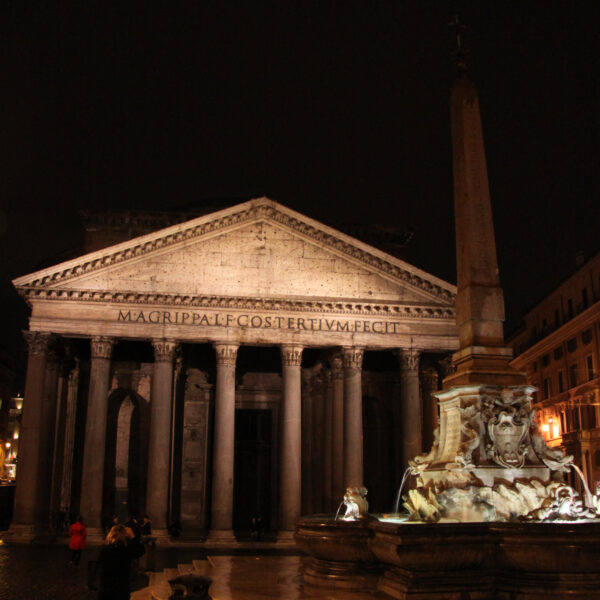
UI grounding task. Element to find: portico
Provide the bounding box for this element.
[10,198,458,541]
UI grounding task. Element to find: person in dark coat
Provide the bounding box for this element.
[125,515,141,540]
[95,524,145,600]
[140,515,152,537]
[68,515,87,566]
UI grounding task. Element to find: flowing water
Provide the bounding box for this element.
[393,466,413,514]
[571,463,594,507]
[334,500,345,520]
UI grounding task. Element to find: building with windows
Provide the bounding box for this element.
[509,250,600,491]
[3,394,23,481]
[0,354,15,477]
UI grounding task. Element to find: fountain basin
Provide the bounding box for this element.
[295,515,382,591]
[296,516,600,599]
[495,521,600,573]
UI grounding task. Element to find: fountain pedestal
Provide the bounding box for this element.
[405,383,579,522]
[296,517,600,599]
[372,520,600,599]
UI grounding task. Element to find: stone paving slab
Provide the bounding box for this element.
[0,542,147,600]
[0,544,386,599]
[200,555,385,599]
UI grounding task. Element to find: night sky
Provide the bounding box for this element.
[0,2,598,387]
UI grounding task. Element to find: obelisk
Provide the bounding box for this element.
[403,19,575,523]
[407,25,552,497]
[443,41,525,389]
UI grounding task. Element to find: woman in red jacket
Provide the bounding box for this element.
[69,515,87,566]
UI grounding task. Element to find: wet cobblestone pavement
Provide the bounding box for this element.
[0,543,147,600]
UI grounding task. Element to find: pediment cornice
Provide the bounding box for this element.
[14,197,456,305]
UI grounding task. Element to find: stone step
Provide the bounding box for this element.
[164,566,180,581]
[148,570,172,600]
[177,562,195,575]
[192,558,211,575]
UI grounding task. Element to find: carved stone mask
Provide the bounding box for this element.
[488,411,528,468]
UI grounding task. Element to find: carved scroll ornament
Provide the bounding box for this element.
[342,347,364,370]
[152,339,178,362]
[90,336,114,360]
[23,331,51,356]
[397,349,421,372]
[213,343,238,366]
[281,345,303,367]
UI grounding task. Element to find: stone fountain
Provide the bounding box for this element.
[296,51,600,600]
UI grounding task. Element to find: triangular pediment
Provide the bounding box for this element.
[14,198,456,310]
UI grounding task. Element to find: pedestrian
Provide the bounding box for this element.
[125,515,141,540]
[140,514,152,537]
[91,524,145,600]
[68,515,86,566]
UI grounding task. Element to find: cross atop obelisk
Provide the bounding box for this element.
[444,20,526,388]
[448,14,467,74]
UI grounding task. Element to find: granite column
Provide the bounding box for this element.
[398,349,421,469]
[279,345,303,536]
[322,370,333,512]
[80,336,114,536]
[38,349,60,529]
[330,353,345,504]
[301,372,314,515]
[342,347,364,489]
[59,361,80,517]
[10,332,51,538]
[146,339,178,537]
[208,343,238,541]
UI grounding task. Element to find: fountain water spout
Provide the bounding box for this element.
[393,466,413,515]
[571,464,595,508]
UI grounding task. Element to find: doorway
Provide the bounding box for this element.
[233,409,272,534]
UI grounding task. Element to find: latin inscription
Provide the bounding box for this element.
[117,309,404,334]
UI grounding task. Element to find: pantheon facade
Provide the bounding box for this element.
[10,197,458,541]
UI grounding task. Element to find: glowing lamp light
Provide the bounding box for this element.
[541,424,550,432]
[4,442,10,449]
[13,432,18,439]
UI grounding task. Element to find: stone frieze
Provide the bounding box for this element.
[18,288,455,320]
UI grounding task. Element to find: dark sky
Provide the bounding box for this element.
[0,2,598,386]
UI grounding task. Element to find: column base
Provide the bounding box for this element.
[277,530,296,542]
[4,524,36,543]
[148,528,171,547]
[206,529,236,544]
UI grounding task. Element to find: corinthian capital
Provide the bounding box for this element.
[90,336,114,359]
[397,349,420,372]
[23,331,51,356]
[214,343,239,366]
[342,347,364,370]
[152,339,178,362]
[281,344,303,367]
